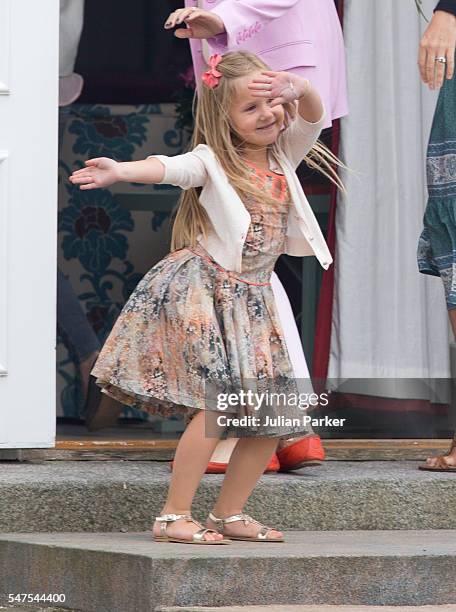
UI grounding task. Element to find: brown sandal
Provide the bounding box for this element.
[419,435,456,472]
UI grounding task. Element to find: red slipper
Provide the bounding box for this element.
[170,453,280,474]
[277,435,325,471]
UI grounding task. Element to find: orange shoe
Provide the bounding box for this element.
[170,453,280,474]
[276,435,325,471]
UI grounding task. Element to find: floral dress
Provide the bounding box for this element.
[92,163,308,437]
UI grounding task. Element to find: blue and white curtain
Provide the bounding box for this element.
[57,103,186,418]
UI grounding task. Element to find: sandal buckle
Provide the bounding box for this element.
[156,513,189,522]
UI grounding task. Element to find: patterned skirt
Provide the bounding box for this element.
[91,242,309,438]
[417,58,456,310]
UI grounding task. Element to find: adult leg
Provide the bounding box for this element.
[57,268,122,428]
[271,272,325,469]
[207,437,238,463]
[270,271,316,447]
[57,268,101,396]
[424,308,456,468]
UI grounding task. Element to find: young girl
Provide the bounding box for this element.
[69,51,335,544]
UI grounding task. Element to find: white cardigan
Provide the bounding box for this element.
[148,110,332,273]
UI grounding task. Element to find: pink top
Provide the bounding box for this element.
[185,0,348,128]
[244,160,290,203]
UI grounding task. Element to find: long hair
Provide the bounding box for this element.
[171,51,345,252]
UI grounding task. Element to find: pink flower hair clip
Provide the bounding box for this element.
[202,54,223,89]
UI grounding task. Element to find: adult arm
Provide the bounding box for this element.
[435,1,456,17]
[210,0,301,49]
[418,1,456,88]
[165,1,300,49]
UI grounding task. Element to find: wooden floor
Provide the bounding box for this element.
[51,423,453,461]
[0,422,450,461]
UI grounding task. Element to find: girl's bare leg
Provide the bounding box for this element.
[152,409,225,541]
[207,436,283,539]
[425,308,456,467]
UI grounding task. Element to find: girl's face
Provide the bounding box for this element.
[229,71,285,148]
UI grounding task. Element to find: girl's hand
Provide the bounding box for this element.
[164,7,225,39]
[247,71,311,107]
[69,157,120,190]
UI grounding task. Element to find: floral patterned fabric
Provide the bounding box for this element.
[92,164,309,437]
[58,103,187,418]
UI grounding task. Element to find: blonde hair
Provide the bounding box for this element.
[171,51,345,252]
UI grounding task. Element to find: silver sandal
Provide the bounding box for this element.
[208,512,284,542]
[153,513,231,545]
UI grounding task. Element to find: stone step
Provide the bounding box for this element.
[0,461,455,533]
[3,607,456,612]
[0,531,455,611]
[158,607,456,612]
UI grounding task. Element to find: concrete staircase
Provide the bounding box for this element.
[0,460,455,611]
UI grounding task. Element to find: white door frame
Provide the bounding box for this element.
[0,0,58,448]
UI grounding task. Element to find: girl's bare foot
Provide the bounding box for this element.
[152,513,224,542]
[207,512,283,540]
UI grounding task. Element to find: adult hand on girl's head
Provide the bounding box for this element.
[248,71,311,107]
[164,7,225,39]
[69,158,119,190]
[418,10,456,89]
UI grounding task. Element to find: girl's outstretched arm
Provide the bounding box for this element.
[69,157,165,190]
